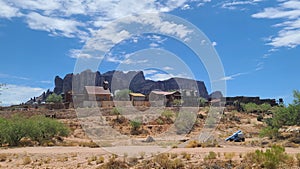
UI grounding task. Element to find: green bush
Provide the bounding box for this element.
[46,93,63,103]
[111,107,121,115]
[130,120,142,135]
[260,126,279,139]
[0,115,69,146]
[260,90,300,139]
[172,99,183,106]
[243,145,293,169]
[204,151,217,161]
[161,110,174,119]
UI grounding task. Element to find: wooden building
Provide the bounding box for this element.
[84,86,112,101]
[149,90,181,107]
[129,93,147,106]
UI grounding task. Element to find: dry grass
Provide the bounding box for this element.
[296,153,300,167]
[224,152,235,161]
[185,140,201,148]
[0,153,8,162]
[22,156,31,165]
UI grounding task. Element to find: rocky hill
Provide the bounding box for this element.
[53,69,209,98]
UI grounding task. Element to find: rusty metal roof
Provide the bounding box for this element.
[85,86,111,95]
[129,93,145,97]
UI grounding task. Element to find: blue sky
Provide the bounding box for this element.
[0,0,300,106]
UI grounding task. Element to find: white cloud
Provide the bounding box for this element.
[252,0,300,48]
[150,43,159,48]
[0,73,29,80]
[163,66,174,70]
[26,12,87,39]
[220,0,262,10]
[0,0,22,18]
[218,72,247,81]
[0,0,208,41]
[106,55,148,65]
[182,4,191,10]
[40,80,52,84]
[212,41,217,46]
[143,69,158,75]
[146,72,190,81]
[0,84,45,106]
[255,62,264,71]
[69,49,104,59]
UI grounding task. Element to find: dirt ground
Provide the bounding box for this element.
[1,145,300,169]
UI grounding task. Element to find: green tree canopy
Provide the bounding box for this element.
[46,93,63,103]
[260,90,300,138]
[114,89,131,101]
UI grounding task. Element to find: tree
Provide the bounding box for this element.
[46,93,63,103]
[260,90,300,138]
[293,90,300,105]
[114,89,131,101]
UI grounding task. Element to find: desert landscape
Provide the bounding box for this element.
[1,1,300,169]
[1,98,300,168]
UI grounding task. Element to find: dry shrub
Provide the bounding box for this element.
[185,140,201,148]
[99,157,129,169]
[242,145,294,169]
[0,154,7,162]
[154,153,184,169]
[224,152,235,161]
[96,156,105,164]
[204,151,217,161]
[296,153,300,167]
[22,156,31,165]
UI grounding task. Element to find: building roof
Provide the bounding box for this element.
[129,93,145,97]
[151,90,180,96]
[85,86,111,95]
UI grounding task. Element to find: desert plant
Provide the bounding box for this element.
[161,110,174,119]
[224,152,235,161]
[130,119,141,135]
[23,156,31,165]
[243,145,293,169]
[0,115,69,146]
[172,99,183,106]
[185,140,201,148]
[111,107,121,115]
[296,153,300,167]
[156,118,164,125]
[139,151,146,159]
[154,153,184,169]
[46,93,63,103]
[96,156,105,164]
[204,151,217,161]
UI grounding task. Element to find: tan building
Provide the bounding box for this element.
[84,86,111,101]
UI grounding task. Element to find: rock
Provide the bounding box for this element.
[144,135,155,142]
[209,91,223,99]
[53,70,209,98]
[53,76,63,94]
